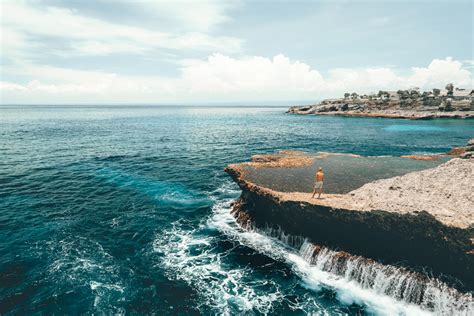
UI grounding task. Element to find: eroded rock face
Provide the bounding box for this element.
[225,155,474,291]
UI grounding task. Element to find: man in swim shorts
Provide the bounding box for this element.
[312,167,324,199]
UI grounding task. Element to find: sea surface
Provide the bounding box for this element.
[1,106,473,315]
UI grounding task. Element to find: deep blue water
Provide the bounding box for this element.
[1,106,473,315]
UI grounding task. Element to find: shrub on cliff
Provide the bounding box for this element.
[397,90,410,100]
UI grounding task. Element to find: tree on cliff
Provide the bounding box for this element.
[433,88,441,97]
[351,92,358,99]
[445,83,454,96]
[444,100,453,111]
[401,90,411,100]
[344,93,350,99]
[410,90,420,98]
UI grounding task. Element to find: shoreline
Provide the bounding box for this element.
[288,107,474,120]
[287,89,474,119]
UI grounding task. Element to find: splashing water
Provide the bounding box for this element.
[297,241,473,315]
[202,190,474,315]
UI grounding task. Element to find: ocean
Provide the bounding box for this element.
[1,106,473,315]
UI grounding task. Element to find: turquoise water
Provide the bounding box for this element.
[1,106,473,314]
[382,125,447,132]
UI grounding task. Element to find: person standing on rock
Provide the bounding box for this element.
[312,167,325,199]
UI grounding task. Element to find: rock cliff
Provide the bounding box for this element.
[225,153,474,291]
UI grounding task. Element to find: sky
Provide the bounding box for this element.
[0,0,473,105]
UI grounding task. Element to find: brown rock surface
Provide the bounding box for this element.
[249,151,316,168]
[400,154,440,160]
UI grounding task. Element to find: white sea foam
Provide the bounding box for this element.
[153,182,473,315]
[45,236,126,314]
[205,183,473,315]
[152,219,284,314]
[152,181,294,314]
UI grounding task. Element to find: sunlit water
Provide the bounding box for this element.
[1,106,473,314]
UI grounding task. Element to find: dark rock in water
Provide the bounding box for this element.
[466,138,474,153]
[461,151,474,159]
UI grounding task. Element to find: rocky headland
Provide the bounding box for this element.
[288,85,474,120]
[224,148,474,294]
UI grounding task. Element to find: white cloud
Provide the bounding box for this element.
[0,81,27,91]
[141,0,239,32]
[0,1,242,59]
[174,55,473,99]
[408,57,472,88]
[1,55,472,104]
[179,54,324,94]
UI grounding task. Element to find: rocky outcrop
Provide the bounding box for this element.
[462,138,474,158]
[288,93,474,119]
[449,138,474,159]
[225,154,474,291]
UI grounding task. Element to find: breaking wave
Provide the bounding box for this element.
[152,183,284,314]
[152,182,474,315]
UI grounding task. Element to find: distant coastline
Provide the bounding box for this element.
[288,84,474,119]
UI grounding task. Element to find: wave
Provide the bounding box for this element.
[152,220,285,314]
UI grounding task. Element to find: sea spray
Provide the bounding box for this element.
[152,220,285,315]
[296,240,473,314]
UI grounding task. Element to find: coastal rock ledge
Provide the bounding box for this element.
[224,153,474,292]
